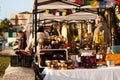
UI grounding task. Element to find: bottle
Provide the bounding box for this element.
[96,50,102,62]
[106,47,112,54]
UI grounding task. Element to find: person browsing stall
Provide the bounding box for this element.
[17,30,27,50]
[93,15,111,51]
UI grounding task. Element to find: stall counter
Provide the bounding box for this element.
[42,66,120,80]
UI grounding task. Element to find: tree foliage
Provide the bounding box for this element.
[0,18,10,31]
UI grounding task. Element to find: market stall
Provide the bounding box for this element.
[31,0,120,80]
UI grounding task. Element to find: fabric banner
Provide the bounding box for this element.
[45,9,77,16]
[115,0,120,5]
[75,0,83,5]
[83,0,90,5]
[52,11,56,15]
[99,1,107,8]
[65,0,115,8]
[90,0,99,8]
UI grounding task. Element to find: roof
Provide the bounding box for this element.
[39,11,97,20]
[31,0,116,22]
[35,0,115,10]
[18,11,32,14]
[38,2,78,9]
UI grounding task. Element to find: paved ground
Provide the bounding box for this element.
[3,65,35,80]
[0,46,12,80]
[0,77,3,80]
[0,46,35,80]
[0,46,12,56]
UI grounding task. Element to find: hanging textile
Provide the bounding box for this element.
[84,0,90,5]
[61,24,68,43]
[45,9,49,14]
[52,11,56,15]
[116,0,120,5]
[75,0,83,5]
[77,23,82,42]
[62,11,67,16]
[99,1,107,8]
[68,9,73,14]
[90,0,99,8]
[66,0,115,8]
[45,9,77,16]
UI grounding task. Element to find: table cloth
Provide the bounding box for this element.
[43,66,120,80]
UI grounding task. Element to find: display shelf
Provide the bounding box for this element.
[39,49,68,60]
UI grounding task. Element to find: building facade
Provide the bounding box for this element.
[10,11,32,27]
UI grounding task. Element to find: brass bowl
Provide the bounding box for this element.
[45,60,51,67]
[60,60,66,63]
[52,60,58,64]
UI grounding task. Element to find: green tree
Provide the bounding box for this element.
[0,18,10,31]
[0,18,10,37]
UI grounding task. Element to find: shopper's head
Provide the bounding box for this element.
[17,30,25,37]
[37,26,44,32]
[95,15,104,25]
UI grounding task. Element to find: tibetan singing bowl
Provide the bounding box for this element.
[38,38,44,44]
[60,60,66,63]
[45,60,51,66]
[52,60,58,64]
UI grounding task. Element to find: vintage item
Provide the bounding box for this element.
[106,60,115,67]
[105,54,120,65]
[81,56,96,68]
[96,49,106,66]
[45,60,51,68]
[38,49,68,67]
[80,50,96,68]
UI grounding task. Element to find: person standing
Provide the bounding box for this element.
[17,30,27,50]
[93,15,111,51]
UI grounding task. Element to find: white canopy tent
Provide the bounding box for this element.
[39,11,97,21]
[35,0,79,9]
[32,0,116,52]
[33,0,115,21]
[34,0,115,9]
[37,1,78,9]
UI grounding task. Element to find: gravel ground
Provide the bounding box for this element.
[3,65,35,80]
[0,77,3,80]
[0,46,35,80]
[0,46,11,80]
[0,46,12,55]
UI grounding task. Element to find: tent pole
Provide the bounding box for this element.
[35,0,38,53]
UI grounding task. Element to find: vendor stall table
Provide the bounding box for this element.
[42,66,120,80]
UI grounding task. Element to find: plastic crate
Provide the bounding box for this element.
[10,55,19,67]
[10,55,33,67]
[21,55,33,67]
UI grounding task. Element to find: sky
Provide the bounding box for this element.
[0,0,33,19]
